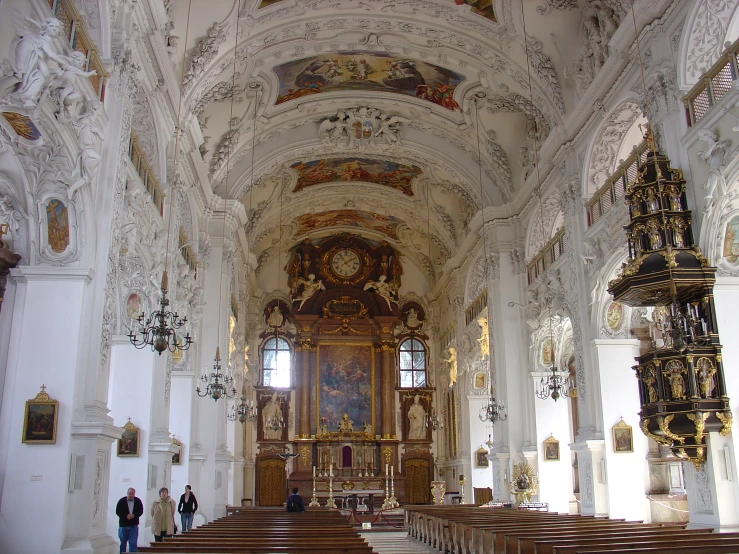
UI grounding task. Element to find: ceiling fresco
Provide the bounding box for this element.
[290,158,422,196]
[295,210,402,240]
[273,51,464,111]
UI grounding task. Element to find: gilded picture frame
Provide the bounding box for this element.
[612,418,633,453]
[117,418,140,457]
[172,437,182,465]
[22,387,59,444]
[543,434,560,461]
[475,447,489,468]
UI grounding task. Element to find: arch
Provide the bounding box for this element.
[678,0,739,90]
[583,99,644,196]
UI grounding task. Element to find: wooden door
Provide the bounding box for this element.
[257,457,286,506]
[405,458,431,505]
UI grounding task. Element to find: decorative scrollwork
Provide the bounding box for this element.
[717,411,733,436]
[656,415,684,444]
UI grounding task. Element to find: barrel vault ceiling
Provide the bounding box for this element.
[167,0,590,298]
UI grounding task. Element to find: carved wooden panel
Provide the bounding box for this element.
[404,458,431,505]
[257,457,286,506]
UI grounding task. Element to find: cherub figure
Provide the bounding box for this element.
[363,275,398,310]
[54,51,97,121]
[292,273,325,310]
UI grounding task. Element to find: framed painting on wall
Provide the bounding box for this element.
[22,386,59,444]
[543,434,560,461]
[117,418,140,457]
[612,418,633,453]
[475,447,489,468]
[172,437,182,465]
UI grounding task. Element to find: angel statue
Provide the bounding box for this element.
[477,316,489,359]
[292,273,325,310]
[374,115,408,146]
[54,51,97,121]
[0,16,69,109]
[442,346,458,388]
[363,275,399,310]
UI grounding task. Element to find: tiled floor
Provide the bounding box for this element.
[360,530,438,553]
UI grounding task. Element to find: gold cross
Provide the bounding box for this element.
[40,384,46,393]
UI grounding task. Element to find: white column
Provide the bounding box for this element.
[0,267,118,554]
[467,394,494,492]
[569,440,608,516]
[170,370,195,505]
[591,339,649,521]
[684,432,739,531]
[531,374,573,514]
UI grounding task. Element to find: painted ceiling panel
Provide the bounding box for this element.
[273,51,464,111]
[295,210,402,240]
[290,158,422,196]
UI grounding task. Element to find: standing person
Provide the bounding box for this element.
[177,485,198,532]
[115,487,143,552]
[286,487,305,512]
[150,487,177,542]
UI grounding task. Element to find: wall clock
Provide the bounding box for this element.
[330,248,361,278]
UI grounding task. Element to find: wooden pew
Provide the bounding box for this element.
[550,534,739,554]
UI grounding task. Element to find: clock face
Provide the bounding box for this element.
[331,249,361,278]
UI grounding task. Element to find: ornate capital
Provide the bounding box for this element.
[377,339,396,351]
[296,338,316,351]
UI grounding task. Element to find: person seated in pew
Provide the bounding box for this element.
[286,487,306,512]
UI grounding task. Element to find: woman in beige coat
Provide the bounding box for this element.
[150,487,177,542]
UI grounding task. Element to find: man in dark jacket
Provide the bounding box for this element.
[286,487,305,512]
[115,487,144,552]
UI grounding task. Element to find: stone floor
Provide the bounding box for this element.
[360,531,438,554]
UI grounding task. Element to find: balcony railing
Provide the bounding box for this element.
[526,227,567,285]
[47,0,108,101]
[586,140,649,227]
[465,290,487,327]
[178,228,198,276]
[683,37,739,127]
[440,324,456,352]
[128,131,165,215]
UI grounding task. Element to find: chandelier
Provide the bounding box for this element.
[196,347,236,401]
[266,410,284,432]
[227,394,257,423]
[426,406,444,431]
[128,270,193,355]
[535,365,573,402]
[479,393,508,422]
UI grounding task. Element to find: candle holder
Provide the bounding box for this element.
[309,476,320,507]
[325,473,337,509]
[458,475,467,505]
[389,471,399,509]
[381,470,392,510]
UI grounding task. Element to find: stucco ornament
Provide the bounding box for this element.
[68,100,104,199]
[317,107,410,150]
[697,128,732,216]
[571,0,622,93]
[183,21,229,92]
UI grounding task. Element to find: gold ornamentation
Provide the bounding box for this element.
[382,327,390,333]
[716,354,723,363]
[322,296,369,320]
[687,411,708,446]
[664,360,686,400]
[384,446,392,465]
[641,363,659,403]
[300,446,309,467]
[430,481,446,505]
[505,463,539,504]
[695,357,716,398]
[377,339,396,351]
[640,418,671,446]
[657,415,684,444]
[297,338,316,351]
[661,247,678,268]
[717,411,733,436]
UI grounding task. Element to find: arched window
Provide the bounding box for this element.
[399,338,427,388]
[262,336,292,388]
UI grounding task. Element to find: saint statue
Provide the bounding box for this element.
[406,307,421,328]
[407,395,427,440]
[338,413,354,432]
[262,392,282,440]
[477,316,489,358]
[292,274,325,310]
[442,347,458,388]
[267,305,284,328]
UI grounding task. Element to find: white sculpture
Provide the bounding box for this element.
[54,51,97,121]
[262,392,282,440]
[697,129,731,215]
[363,275,398,310]
[268,305,284,328]
[317,111,349,145]
[477,316,489,359]
[407,394,427,440]
[406,308,421,328]
[374,115,407,146]
[292,274,325,310]
[0,16,68,109]
[68,100,104,199]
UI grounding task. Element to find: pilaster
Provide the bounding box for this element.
[569,440,608,516]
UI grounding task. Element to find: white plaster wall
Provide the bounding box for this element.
[105,341,156,546]
[592,339,650,521]
[0,275,86,553]
[533,392,573,514]
[467,395,494,492]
